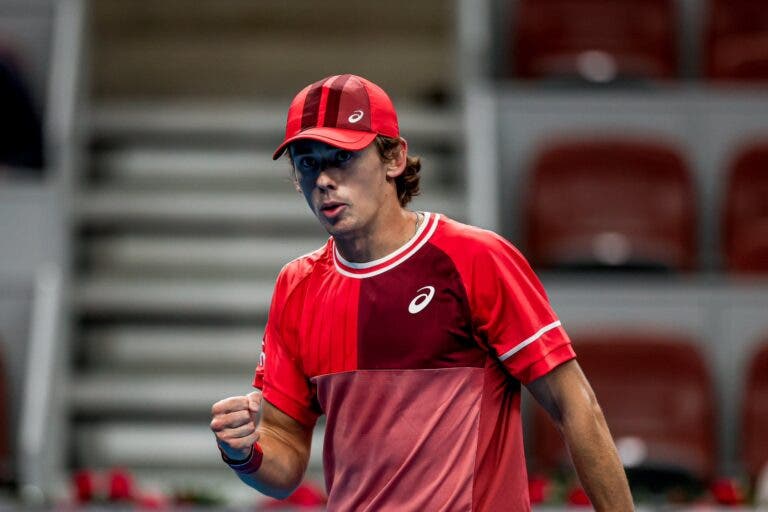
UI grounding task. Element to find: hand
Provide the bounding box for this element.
[210,390,263,461]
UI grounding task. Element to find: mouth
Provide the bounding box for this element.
[319,201,347,219]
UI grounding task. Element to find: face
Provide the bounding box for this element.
[289,139,400,237]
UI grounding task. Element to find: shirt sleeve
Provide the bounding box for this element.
[254,268,320,428]
[469,233,575,384]
[252,339,265,390]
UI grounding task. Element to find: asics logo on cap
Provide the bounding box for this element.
[348,110,364,123]
[408,286,436,314]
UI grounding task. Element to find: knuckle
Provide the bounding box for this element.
[231,410,249,424]
[211,400,229,415]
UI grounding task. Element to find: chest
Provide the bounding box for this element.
[294,245,485,376]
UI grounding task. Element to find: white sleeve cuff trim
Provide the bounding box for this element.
[498,320,563,362]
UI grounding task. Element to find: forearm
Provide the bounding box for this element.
[234,426,310,499]
[528,361,634,511]
[560,399,634,511]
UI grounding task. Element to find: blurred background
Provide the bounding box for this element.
[0,0,767,509]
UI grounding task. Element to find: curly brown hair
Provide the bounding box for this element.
[374,136,421,207]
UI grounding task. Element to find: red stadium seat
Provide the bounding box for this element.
[723,142,768,273]
[742,341,768,480]
[532,332,717,481]
[511,0,678,82]
[705,1,768,82]
[524,136,697,272]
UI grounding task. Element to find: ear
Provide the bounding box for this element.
[385,138,408,179]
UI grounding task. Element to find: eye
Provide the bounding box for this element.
[335,150,353,164]
[297,157,318,172]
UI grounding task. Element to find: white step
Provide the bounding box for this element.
[95,148,284,184]
[76,190,465,226]
[82,326,264,368]
[75,190,314,225]
[75,422,326,470]
[84,236,325,273]
[75,277,273,315]
[75,423,225,467]
[94,146,453,190]
[70,374,251,413]
[90,101,461,143]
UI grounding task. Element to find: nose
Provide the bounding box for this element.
[314,166,337,191]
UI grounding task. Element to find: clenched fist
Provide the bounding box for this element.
[210,390,263,461]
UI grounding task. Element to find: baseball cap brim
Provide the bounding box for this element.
[272,128,378,160]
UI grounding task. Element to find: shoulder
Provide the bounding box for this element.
[431,215,541,288]
[433,215,549,302]
[433,214,524,261]
[274,238,333,298]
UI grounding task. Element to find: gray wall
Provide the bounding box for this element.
[0,2,59,467]
[0,183,59,476]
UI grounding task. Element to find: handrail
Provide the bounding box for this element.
[17,266,62,503]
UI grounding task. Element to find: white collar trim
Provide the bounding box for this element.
[333,212,439,279]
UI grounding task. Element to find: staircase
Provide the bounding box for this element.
[65,0,464,503]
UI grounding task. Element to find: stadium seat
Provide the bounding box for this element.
[742,341,768,480]
[510,0,678,83]
[532,332,717,482]
[705,0,768,81]
[723,142,768,273]
[524,136,697,272]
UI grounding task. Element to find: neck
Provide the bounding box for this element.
[334,209,420,263]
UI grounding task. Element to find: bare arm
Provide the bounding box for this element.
[210,392,314,499]
[527,359,634,511]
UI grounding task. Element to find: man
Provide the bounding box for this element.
[210,74,634,511]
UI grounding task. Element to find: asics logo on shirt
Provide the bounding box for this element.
[408,286,436,314]
[348,110,364,123]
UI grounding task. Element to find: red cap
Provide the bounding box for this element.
[272,74,399,160]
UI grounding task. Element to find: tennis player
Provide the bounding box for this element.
[210,74,633,511]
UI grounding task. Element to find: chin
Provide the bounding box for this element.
[321,218,356,238]
[323,223,349,237]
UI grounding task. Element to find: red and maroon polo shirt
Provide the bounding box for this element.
[254,213,575,511]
